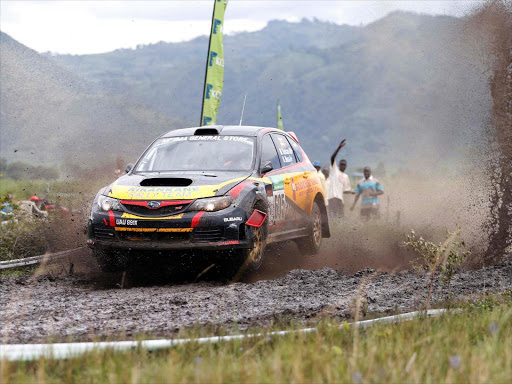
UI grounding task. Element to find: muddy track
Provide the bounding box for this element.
[1,258,511,344]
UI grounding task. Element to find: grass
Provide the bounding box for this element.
[1,292,511,383]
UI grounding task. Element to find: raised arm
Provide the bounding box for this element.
[330,139,346,166]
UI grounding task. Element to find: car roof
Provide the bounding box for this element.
[161,125,284,138]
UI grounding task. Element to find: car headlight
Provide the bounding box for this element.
[97,195,122,211]
[188,196,233,212]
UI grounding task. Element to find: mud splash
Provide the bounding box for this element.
[480,1,512,262]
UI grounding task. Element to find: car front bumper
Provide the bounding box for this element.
[87,205,254,251]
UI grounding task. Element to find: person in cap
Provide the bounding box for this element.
[327,139,352,218]
[350,167,383,220]
[313,160,327,198]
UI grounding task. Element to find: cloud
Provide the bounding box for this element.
[0,0,483,54]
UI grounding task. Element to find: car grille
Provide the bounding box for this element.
[193,227,224,242]
[121,201,192,217]
[94,228,115,241]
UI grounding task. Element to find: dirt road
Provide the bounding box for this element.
[1,250,510,344]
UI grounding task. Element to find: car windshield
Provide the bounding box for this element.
[134,135,255,172]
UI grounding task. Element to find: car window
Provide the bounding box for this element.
[134,136,254,172]
[286,136,303,163]
[260,135,281,171]
[271,134,297,167]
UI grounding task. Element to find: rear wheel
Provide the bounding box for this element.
[296,201,323,256]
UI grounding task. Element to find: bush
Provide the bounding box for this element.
[0,219,48,261]
[404,228,471,310]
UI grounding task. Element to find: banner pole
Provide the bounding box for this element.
[200,0,217,126]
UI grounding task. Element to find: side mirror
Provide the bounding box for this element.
[125,163,134,173]
[260,161,273,175]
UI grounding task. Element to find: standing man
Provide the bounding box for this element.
[350,167,384,220]
[328,139,352,218]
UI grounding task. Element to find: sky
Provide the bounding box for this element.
[0,0,484,55]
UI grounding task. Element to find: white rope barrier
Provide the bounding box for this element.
[0,248,84,270]
[0,308,458,361]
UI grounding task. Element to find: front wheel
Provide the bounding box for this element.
[241,225,266,270]
[296,201,323,256]
[222,224,266,281]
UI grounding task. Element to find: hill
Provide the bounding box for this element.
[0,32,187,173]
[51,12,491,169]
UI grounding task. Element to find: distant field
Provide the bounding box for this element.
[2,293,510,383]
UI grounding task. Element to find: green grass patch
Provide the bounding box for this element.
[2,293,511,383]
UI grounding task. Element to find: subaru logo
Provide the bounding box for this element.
[147,201,161,209]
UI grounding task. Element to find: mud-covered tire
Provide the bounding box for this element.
[239,225,266,270]
[296,201,323,256]
[93,249,127,273]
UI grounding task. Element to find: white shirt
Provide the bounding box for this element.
[327,164,351,202]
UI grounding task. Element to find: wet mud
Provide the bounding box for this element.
[1,250,510,344]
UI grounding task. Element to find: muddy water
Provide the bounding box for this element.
[1,257,510,344]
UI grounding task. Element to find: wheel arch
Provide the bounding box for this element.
[314,193,330,238]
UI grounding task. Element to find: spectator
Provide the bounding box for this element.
[313,160,327,196]
[350,167,384,220]
[327,139,351,218]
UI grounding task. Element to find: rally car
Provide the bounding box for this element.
[87,126,330,272]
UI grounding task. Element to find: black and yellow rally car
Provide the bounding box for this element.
[87,126,330,272]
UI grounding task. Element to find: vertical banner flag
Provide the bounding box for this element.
[277,100,284,130]
[200,0,228,126]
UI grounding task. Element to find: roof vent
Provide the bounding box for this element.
[194,128,218,135]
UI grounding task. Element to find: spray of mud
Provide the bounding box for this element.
[475,1,512,262]
[253,2,512,280]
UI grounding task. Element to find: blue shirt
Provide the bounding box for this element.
[355,176,383,207]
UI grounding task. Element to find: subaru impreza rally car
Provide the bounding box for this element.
[87,126,330,272]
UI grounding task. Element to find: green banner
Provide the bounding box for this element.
[277,100,284,130]
[201,0,228,126]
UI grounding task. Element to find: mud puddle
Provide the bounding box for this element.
[1,258,510,344]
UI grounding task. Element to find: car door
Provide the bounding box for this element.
[259,134,284,230]
[269,133,302,230]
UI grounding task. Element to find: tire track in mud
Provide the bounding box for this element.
[1,260,510,344]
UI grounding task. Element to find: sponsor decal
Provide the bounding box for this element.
[121,213,184,220]
[282,155,294,164]
[125,186,200,200]
[162,136,251,143]
[269,175,284,191]
[114,227,192,233]
[211,240,239,246]
[276,136,288,148]
[223,217,242,222]
[296,177,320,197]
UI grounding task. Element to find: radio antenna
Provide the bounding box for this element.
[239,93,247,126]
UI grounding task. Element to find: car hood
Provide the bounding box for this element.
[106,171,254,200]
